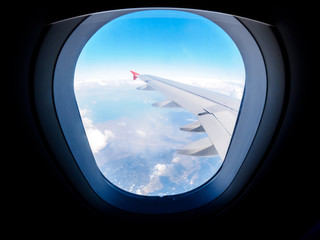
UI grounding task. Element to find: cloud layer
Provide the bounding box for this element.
[78,87,222,196]
[75,73,242,195]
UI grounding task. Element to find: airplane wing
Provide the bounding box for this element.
[130,71,241,160]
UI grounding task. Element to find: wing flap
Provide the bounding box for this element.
[180,121,204,132]
[152,100,181,108]
[204,105,237,135]
[198,113,231,160]
[136,85,155,91]
[177,137,218,157]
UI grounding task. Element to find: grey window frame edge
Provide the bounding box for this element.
[33,7,286,215]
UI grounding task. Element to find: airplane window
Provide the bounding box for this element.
[37,6,283,214]
[74,10,245,196]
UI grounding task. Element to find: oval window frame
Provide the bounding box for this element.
[33,7,286,215]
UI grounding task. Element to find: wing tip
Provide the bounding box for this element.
[130,70,140,80]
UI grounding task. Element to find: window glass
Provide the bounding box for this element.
[74,10,245,196]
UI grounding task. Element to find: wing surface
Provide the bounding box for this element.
[131,71,241,160]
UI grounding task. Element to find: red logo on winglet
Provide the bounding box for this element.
[130,71,140,80]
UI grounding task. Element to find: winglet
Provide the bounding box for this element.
[130,71,140,80]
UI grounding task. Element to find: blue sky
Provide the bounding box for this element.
[74,10,245,196]
[75,10,245,86]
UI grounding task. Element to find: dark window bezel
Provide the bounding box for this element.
[33,8,286,215]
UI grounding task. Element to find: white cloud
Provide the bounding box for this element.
[117,121,126,127]
[154,163,167,175]
[169,155,201,184]
[81,112,114,154]
[86,128,113,154]
[172,155,194,169]
[135,154,204,196]
[137,163,174,195]
[74,68,145,91]
[74,77,144,91]
[136,129,146,137]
